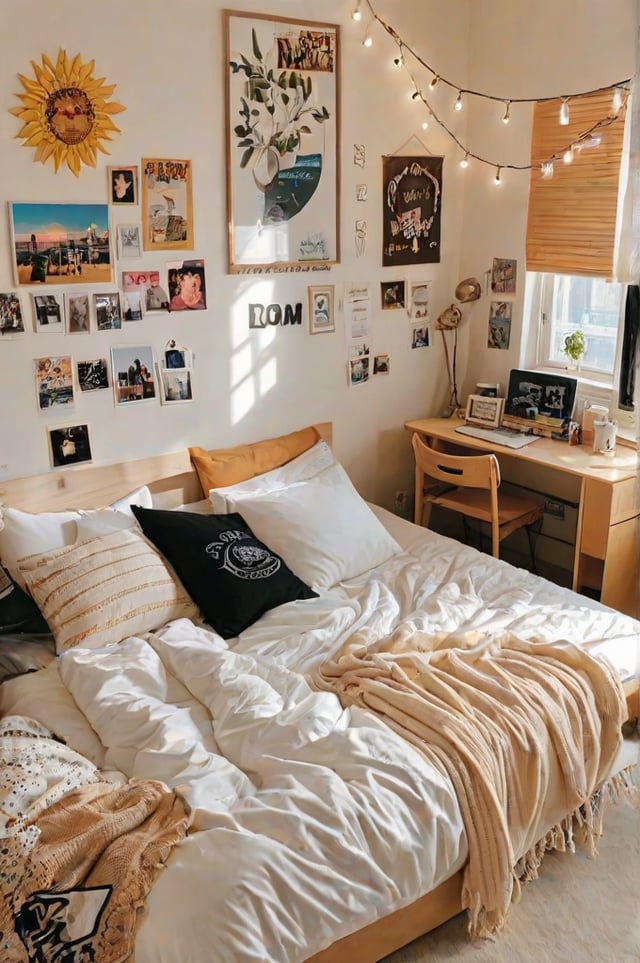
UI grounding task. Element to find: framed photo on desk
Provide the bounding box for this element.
[465,394,504,428]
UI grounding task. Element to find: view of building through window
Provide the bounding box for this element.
[543,275,623,375]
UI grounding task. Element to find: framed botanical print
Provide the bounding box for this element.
[308,284,335,334]
[141,158,193,251]
[225,11,340,272]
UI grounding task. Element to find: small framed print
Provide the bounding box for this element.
[308,285,335,335]
[116,224,142,259]
[108,166,138,205]
[465,393,505,429]
[48,423,92,469]
[157,366,193,404]
[380,280,405,310]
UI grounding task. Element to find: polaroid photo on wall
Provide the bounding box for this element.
[77,358,109,392]
[111,344,156,406]
[32,294,64,332]
[157,365,193,404]
[94,292,122,330]
[116,224,142,259]
[0,292,25,336]
[35,356,74,411]
[64,292,90,334]
[48,423,92,469]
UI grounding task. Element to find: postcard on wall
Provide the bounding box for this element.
[226,11,340,272]
[94,292,122,330]
[408,282,430,321]
[116,224,142,260]
[344,283,371,342]
[77,358,109,392]
[108,166,138,205]
[141,159,193,251]
[348,355,370,387]
[111,345,156,406]
[9,202,112,285]
[64,292,90,334]
[491,257,516,294]
[32,294,64,333]
[0,293,25,336]
[411,324,430,349]
[48,423,92,469]
[35,356,74,410]
[157,366,193,405]
[381,280,406,310]
[167,259,207,311]
[382,156,442,267]
[373,353,390,375]
[488,300,512,349]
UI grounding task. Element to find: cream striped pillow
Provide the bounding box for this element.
[18,529,200,653]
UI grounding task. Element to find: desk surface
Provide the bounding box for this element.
[405,417,638,484]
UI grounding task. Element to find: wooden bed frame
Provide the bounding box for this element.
[0,421,637,963]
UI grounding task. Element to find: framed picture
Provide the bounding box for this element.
[225,11,340,272]
[94,292,122,330]
[157,365,193,405]
[32,294,64,333]
[111,345,156,406]
[64,292,90,334]
[380,280,406,310]
[34,356,74,410]
[9,202,112,285]
[116,224,142,260]
[0,292,24,336]
[48,424,92,469]
[465,393,505,429]
[141,158,193,251]
[308,284,335,334]
[108,166,138,205]
[77,358,109,392]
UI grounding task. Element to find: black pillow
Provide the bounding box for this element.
[0,565,50,634]
[131,506,317,639]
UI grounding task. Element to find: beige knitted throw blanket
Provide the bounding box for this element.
[0,778,189,962]
[312,625,627,937]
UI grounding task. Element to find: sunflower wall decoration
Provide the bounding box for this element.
[9,49,126,177]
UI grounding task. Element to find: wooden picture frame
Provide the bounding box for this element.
[465,393,505,428]
[225,11,340,273]
[141,158,193,251]
[308,284,335,334]
[108,166,138,205]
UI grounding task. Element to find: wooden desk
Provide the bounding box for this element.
[405,417,639,619]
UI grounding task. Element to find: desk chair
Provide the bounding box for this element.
[411,432,544,565]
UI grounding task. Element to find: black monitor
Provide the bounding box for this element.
[503,369,578,432]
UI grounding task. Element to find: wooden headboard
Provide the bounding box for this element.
[0,422,333,513]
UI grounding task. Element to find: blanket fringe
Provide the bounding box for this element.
[467,764,640,940]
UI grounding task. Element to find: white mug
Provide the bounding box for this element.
[592,419,617,455]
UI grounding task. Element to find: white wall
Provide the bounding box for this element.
[0,0,635,509]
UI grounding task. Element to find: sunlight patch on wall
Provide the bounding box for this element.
[230,279,276,425]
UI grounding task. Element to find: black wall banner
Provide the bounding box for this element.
[382,155,443,267]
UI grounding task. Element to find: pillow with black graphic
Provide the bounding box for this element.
[131,506,317,639]
[0,564,50,634]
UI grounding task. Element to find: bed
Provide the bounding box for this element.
[0,421,638,963]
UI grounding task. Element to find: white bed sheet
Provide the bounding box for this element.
[2,508,638,962]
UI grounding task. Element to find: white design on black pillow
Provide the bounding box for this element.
[206,530,281,580]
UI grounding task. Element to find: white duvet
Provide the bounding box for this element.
[1,507,638,962]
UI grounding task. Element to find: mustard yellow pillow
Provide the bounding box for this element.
[189,425,319,493]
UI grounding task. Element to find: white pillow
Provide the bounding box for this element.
[209,440,335,513]
[18,528,200,653]
[225,463,401,591]
[0,486,152,589]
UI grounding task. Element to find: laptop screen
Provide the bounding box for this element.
[503,369,578,430]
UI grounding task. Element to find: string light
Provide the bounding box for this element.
[460,153,469,168]
[362,31,373,47]
[357,0,630,178]
[421,120,429,130]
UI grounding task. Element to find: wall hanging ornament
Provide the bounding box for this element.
[9,49,126,176]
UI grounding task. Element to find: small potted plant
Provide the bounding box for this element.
[562,330,586,370]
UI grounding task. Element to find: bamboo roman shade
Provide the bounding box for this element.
[526,91,627,277]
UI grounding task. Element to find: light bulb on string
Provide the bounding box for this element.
[494,166,502,185]
[460,153,469,169]
[559,99,570,125]
[563,146,574,164]
[612,87,623,111]
[454,91,463,111]
[362,31,373,48]
[541,161,554,179]
[502,101,511,124]
[351,1,362,21]
[421,120,429,130]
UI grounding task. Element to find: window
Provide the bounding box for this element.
[531,273,624,381]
